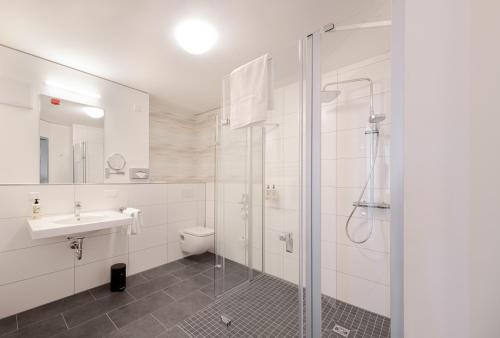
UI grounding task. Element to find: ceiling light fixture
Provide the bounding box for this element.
[174,19,217,55]
[45,80,101,99]
[82,106,104,119]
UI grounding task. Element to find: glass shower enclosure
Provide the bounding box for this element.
[210,16,392,338]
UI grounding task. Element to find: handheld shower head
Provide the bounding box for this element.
[369,114,386,124]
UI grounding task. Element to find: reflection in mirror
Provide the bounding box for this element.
[39,95,104,184]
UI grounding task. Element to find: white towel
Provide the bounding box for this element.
[122,208,142,235]
[229,54,273,130]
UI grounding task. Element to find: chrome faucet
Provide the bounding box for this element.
[74,201,82,221]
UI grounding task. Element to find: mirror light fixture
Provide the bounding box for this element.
[45,80,101,99]
[82,106,104,119]
[174,19,217,55]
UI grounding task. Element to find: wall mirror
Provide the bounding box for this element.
[0,44,150,184]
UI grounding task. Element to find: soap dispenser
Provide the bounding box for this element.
[32,198,41,219]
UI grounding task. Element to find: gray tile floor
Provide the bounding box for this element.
[0,253,390,338]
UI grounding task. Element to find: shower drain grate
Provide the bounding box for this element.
[332,324,350,337]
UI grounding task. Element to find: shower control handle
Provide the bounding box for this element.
[279,232,293,253]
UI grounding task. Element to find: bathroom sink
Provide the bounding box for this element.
[27,210,133,239]
[53,214,106,225]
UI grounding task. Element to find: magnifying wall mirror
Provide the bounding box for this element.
[107,153,126,171]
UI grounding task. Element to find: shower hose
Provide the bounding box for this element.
[345,129,380,244]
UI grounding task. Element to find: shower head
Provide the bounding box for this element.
[320,89,341,103]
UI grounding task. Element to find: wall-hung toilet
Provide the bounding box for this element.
[179,226,215,255]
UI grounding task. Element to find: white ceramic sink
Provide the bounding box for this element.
[27,210,133,239]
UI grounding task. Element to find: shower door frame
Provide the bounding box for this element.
[300,31,322,338]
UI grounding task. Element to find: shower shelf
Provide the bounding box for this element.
[352,201,391,209]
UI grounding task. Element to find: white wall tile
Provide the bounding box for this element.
[321,106,337,133]
[321,214,337,243]
[0,185,74,219]
[337,158,390,189]
[0,268,74,319]
[283,114,299,140]
[75,184,129,212]
[167,242,189,262]
[167,184,198,203]
[265,208,283,231]
[283,186,299,210]
[128,183,167,206]
[129,244,167,275]
[321,132,337,160]
[167,201,198,223]
[0,242,73,285]
[283,83,299,116]
[321,240,337,270]
[337,244,389,285]
[283,257,299,284]
[321,268,337,298]
[129,224,167,253]
[321,187,336,215]
[337,272,390,317]
[321,160,336,187]
[283,137,300,165]
[264,252,283,278]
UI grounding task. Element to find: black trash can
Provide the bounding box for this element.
[110,263,126,292]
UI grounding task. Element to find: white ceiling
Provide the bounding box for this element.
[0,0,390,114]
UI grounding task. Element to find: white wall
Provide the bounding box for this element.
[470,1,500,337]
[403,0,470,337]
[402,0,500,337]
[0,183,205,319]
[0,78,38,183]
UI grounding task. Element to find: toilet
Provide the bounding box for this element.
[179,226,215,255]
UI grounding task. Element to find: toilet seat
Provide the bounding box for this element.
[183,226,214,237]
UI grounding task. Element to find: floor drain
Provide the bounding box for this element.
[220,314,232,327]
[333,324,350,337]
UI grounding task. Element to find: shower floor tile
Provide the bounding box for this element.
[179,274,390,338]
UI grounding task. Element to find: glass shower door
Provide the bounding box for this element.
[213,111,263,296]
